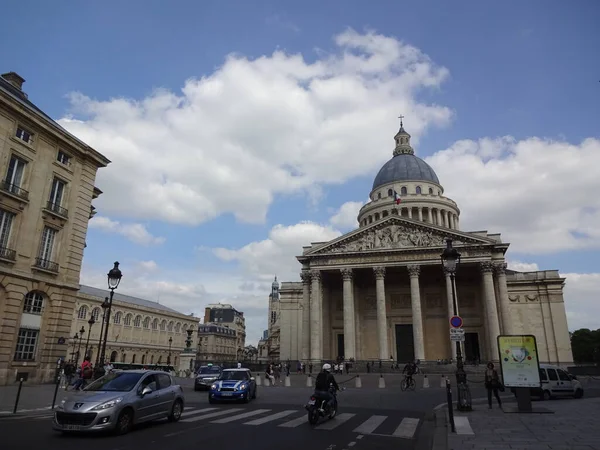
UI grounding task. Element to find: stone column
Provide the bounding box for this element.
[481,262,501,360]
[407,208,413,219]
[341,268,356,360]
[444,268,458,360]
[300,271,311,361]
[407,265,425,361]
[310,270,322,362]
[494,262,511,335]
[418,207,423,222]
[373,266,388,360]
[436,209,442,226]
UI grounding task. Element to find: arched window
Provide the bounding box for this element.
[160,320,167,331]
[152,318,159,330]
[124,314,132,326]
[387,189,393,197]
[134,316,142,327]
[141,354,146,364]
[374,213,380,220]
[113,312,122,324]
[158,355,162,364]
[110,351,118,362]
[416,186,422,194]
[122,353,126,362]
[78,305,88,319]
[377,192,381,199]
[382,210,388,217]
[91,307,100,321]
[143,317,150,329]
[428,187,433,194]
[151,355,154,364]
[400,186,407,196]
[175,323,181,333]
[168,321,174,332]
[132,354,136,364]
[23,292,44,314]
[271,311,277,324]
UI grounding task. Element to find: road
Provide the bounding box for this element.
[1,376,599,450]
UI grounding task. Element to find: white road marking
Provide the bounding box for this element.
[180,408,243,423]
[348,442,356,447]
[279,415,308,428]
[244,410,297,425]
[352,415,387,434]
[183,408,219,417]
[211,409,271,424]
[392,417,419,438]
[454,416,474,435]
[315,413,355,430]
[356,435,364,440]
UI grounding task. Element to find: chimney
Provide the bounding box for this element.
[1,72,26,91]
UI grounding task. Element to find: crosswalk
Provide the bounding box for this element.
[179,406,421,438]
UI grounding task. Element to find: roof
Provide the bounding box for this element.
[372,153,440,191]
[222,368,251,372]
[0,74,110,167]
[78,284,191,318]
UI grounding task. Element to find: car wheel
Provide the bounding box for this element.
[168,399,183,422]
[574,388,584,399]
[542,390,552,401]
[115,408,133,435]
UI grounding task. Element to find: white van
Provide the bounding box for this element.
[533,364,584,400]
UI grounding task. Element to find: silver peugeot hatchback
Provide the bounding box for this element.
[53,370,185,435]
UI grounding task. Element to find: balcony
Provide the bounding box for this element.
[0,246,16,262]
[0,179,29,201]
[44,200,68,218]
[33,257,59,273]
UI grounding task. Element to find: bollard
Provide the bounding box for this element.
[378,374,385,388]
[284,375,291,387]
[256,374,262,386]
[264,377,270,387]
[355,374,362,388]
[51,374,61,409]
[13,378,24,414]
[440,375,446,388]
[306,375,313,387]
[446,378,456,433]
[423,374,430,388]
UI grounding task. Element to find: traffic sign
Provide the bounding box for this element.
[450,334,465,342]
[450,316,463,328]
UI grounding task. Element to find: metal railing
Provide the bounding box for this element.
[0,179,29,201]
[34,257,59,273]
[45,201,68,218]
[0,246,16,261]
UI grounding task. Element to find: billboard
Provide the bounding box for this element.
[497,335,541,388]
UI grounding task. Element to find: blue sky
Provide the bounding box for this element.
[2,0,599,344]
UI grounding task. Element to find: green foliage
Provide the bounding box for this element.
[571,329,600,363]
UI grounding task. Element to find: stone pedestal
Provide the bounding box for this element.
[178,352,195,378]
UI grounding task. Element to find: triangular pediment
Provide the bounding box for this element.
[305,216,497,256]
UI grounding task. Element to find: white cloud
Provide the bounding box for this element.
[563,273,600,331]
[507,260,539,272]
[138,260,159,272]
[60,29,451,226]
[88,216,165,246]
[427,136,600,253]
[329,201,364,230]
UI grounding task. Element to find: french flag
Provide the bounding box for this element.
[394,190,402,205]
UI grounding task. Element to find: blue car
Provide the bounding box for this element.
[208,368,257,403]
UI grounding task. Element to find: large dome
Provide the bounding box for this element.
[372,153,440,190]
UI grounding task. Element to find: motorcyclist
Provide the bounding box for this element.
[314,363,340,411]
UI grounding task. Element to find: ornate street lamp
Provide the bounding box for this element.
[167,336,173,366]
[94,297,109,369]
[98,262,122,377]
[71,333,79,361]
[84,316,95,360]
[76,326,85,365]
[440,238,472,411]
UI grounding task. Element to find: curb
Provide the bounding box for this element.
[0,406,53,417]
[431,409,448,450]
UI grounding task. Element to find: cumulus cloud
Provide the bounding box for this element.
[329,201,364,230]
[88,216,165,246]
[59,29,451,226]
[507,260,540,272]
[427,136,600,253]
[563,273,600,331]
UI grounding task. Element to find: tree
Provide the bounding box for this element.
[570,328,600,364]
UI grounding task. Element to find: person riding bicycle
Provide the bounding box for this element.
[402,360,417,386]
[314,363,340,411]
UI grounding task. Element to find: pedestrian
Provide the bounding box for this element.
[485,362,503,409]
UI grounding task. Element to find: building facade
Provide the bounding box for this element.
[197,323,237,362]
[72,285,198,367]
[278,123,573,365]
[203,303,246,357]
[263,277,281,361]
[0,72,110,385]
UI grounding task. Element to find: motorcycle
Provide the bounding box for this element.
[305,383,343,425]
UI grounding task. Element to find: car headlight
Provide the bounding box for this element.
[211,384,217,390]
[239,384,247,391]
[91,397,123,411]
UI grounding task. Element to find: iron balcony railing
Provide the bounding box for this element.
[0,179,29,201]
[0,246,16,261]
[45,200,68,218]
[34,257,59,273]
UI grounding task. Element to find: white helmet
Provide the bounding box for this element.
[322,363,332,372]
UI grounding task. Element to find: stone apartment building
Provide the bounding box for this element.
[0,72,110,384]
[197,323,237,363]
[203,303,246,357]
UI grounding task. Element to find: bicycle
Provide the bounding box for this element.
[401,375,416,391]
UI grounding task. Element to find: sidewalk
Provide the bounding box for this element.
[443,397,600,450]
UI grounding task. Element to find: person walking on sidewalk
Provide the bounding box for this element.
[72,357,93,391]
[485,362,502,409]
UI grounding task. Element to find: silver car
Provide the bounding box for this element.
[53,370,185,435]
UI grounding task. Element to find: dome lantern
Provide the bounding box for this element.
[393,115,414,156]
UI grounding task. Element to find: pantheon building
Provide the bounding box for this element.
[277,124,573,365]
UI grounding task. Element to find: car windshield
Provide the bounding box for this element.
[84,372,143,392]
[220,371,248,381]
[199,367,221,375]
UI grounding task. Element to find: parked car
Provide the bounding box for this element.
[53,370,185,435]
[510,364,584,400]
[208,368,257,403]
[194,365,222,391]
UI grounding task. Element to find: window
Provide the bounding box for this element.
[168,321,173,332]
[15,126,33,144]
[143,317,150,328]
[557,369,571,381]
[124,314,132,326]
[113,312,122,324]
[400,186,407,195]
[539,369,548,381]
[91,307,100,321]
[5,155,26,188]
[377,192,381,199]
[547,369,558,381]
[134,316,142,327]
[271,311,277,324]
[38,226,57,262]
[160,320,166,331]
[152,318,158,330]
[416,186,422,194]
[49,178,66,207]
[56,150,71,165]
[157,374,172,388]
[23,292,44,314]
[387,189,393,197]
[14,329,39,361]
[0,209,15,250]
[78,305,88,319]
[428,188,433,195]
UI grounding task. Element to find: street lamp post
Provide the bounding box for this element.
[98,262,123,377]
[71,333,79,361]
[94,298,109,368]
[167,336,173,366]
[84,316,96,360]
[76,326,85,365]
[440,238,472,411]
